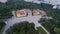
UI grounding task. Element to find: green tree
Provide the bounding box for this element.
[6,21,39,34]
[0,22,6,32]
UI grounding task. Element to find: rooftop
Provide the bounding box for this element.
[16,9,47,17]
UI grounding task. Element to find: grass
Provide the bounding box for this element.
[37,27,47,34]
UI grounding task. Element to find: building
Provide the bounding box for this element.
[32,10,40,16]
[16,9,32,17]
[24,0,60,9]
[53,5,57,9]
[0,0,7,3]
[24,0,44,4]
[24,9,32,16]
[16,9,27,17]
[37,9,46,16]
[32,9,46,16]
[16,9,47,17]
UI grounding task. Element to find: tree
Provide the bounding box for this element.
[0,22,6,32]
[0,2,13,19]
[6,21,39,34]
[54,27,60,34]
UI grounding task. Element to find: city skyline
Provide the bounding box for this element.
[0,0,60,5]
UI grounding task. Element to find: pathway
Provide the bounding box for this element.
[2,15,42,34]
[2,11,50,34]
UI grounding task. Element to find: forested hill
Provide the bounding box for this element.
[0,0,60,26]
[0,0,60,34]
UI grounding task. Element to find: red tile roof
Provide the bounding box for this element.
[16,10,25,15]
[16,9,47,17]
[39,10,46,15]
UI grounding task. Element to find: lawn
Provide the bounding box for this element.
[37,27,47,34]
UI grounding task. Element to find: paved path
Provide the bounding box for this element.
[2,15,50,34]
[40,24,50,34]
[2,15,42,34]
[2,11,50,34]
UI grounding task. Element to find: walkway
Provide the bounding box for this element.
[2,15,41,34]
[2,15,50,34]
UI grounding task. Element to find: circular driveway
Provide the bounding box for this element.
[2,15,42,34]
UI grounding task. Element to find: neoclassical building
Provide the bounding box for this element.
[16,9,46,17]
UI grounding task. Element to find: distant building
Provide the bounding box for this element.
[53,5,60,9]
[24,0,60,9]
[24,0,44,4]
[56,5,60,9]
[0,0,7,3]
[53,5,57,9]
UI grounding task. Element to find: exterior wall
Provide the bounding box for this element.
[32,10,40,16]
[24,9,32,16]
[28,12,32,16]
[16,13,26,17]
[16,10,27,17]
